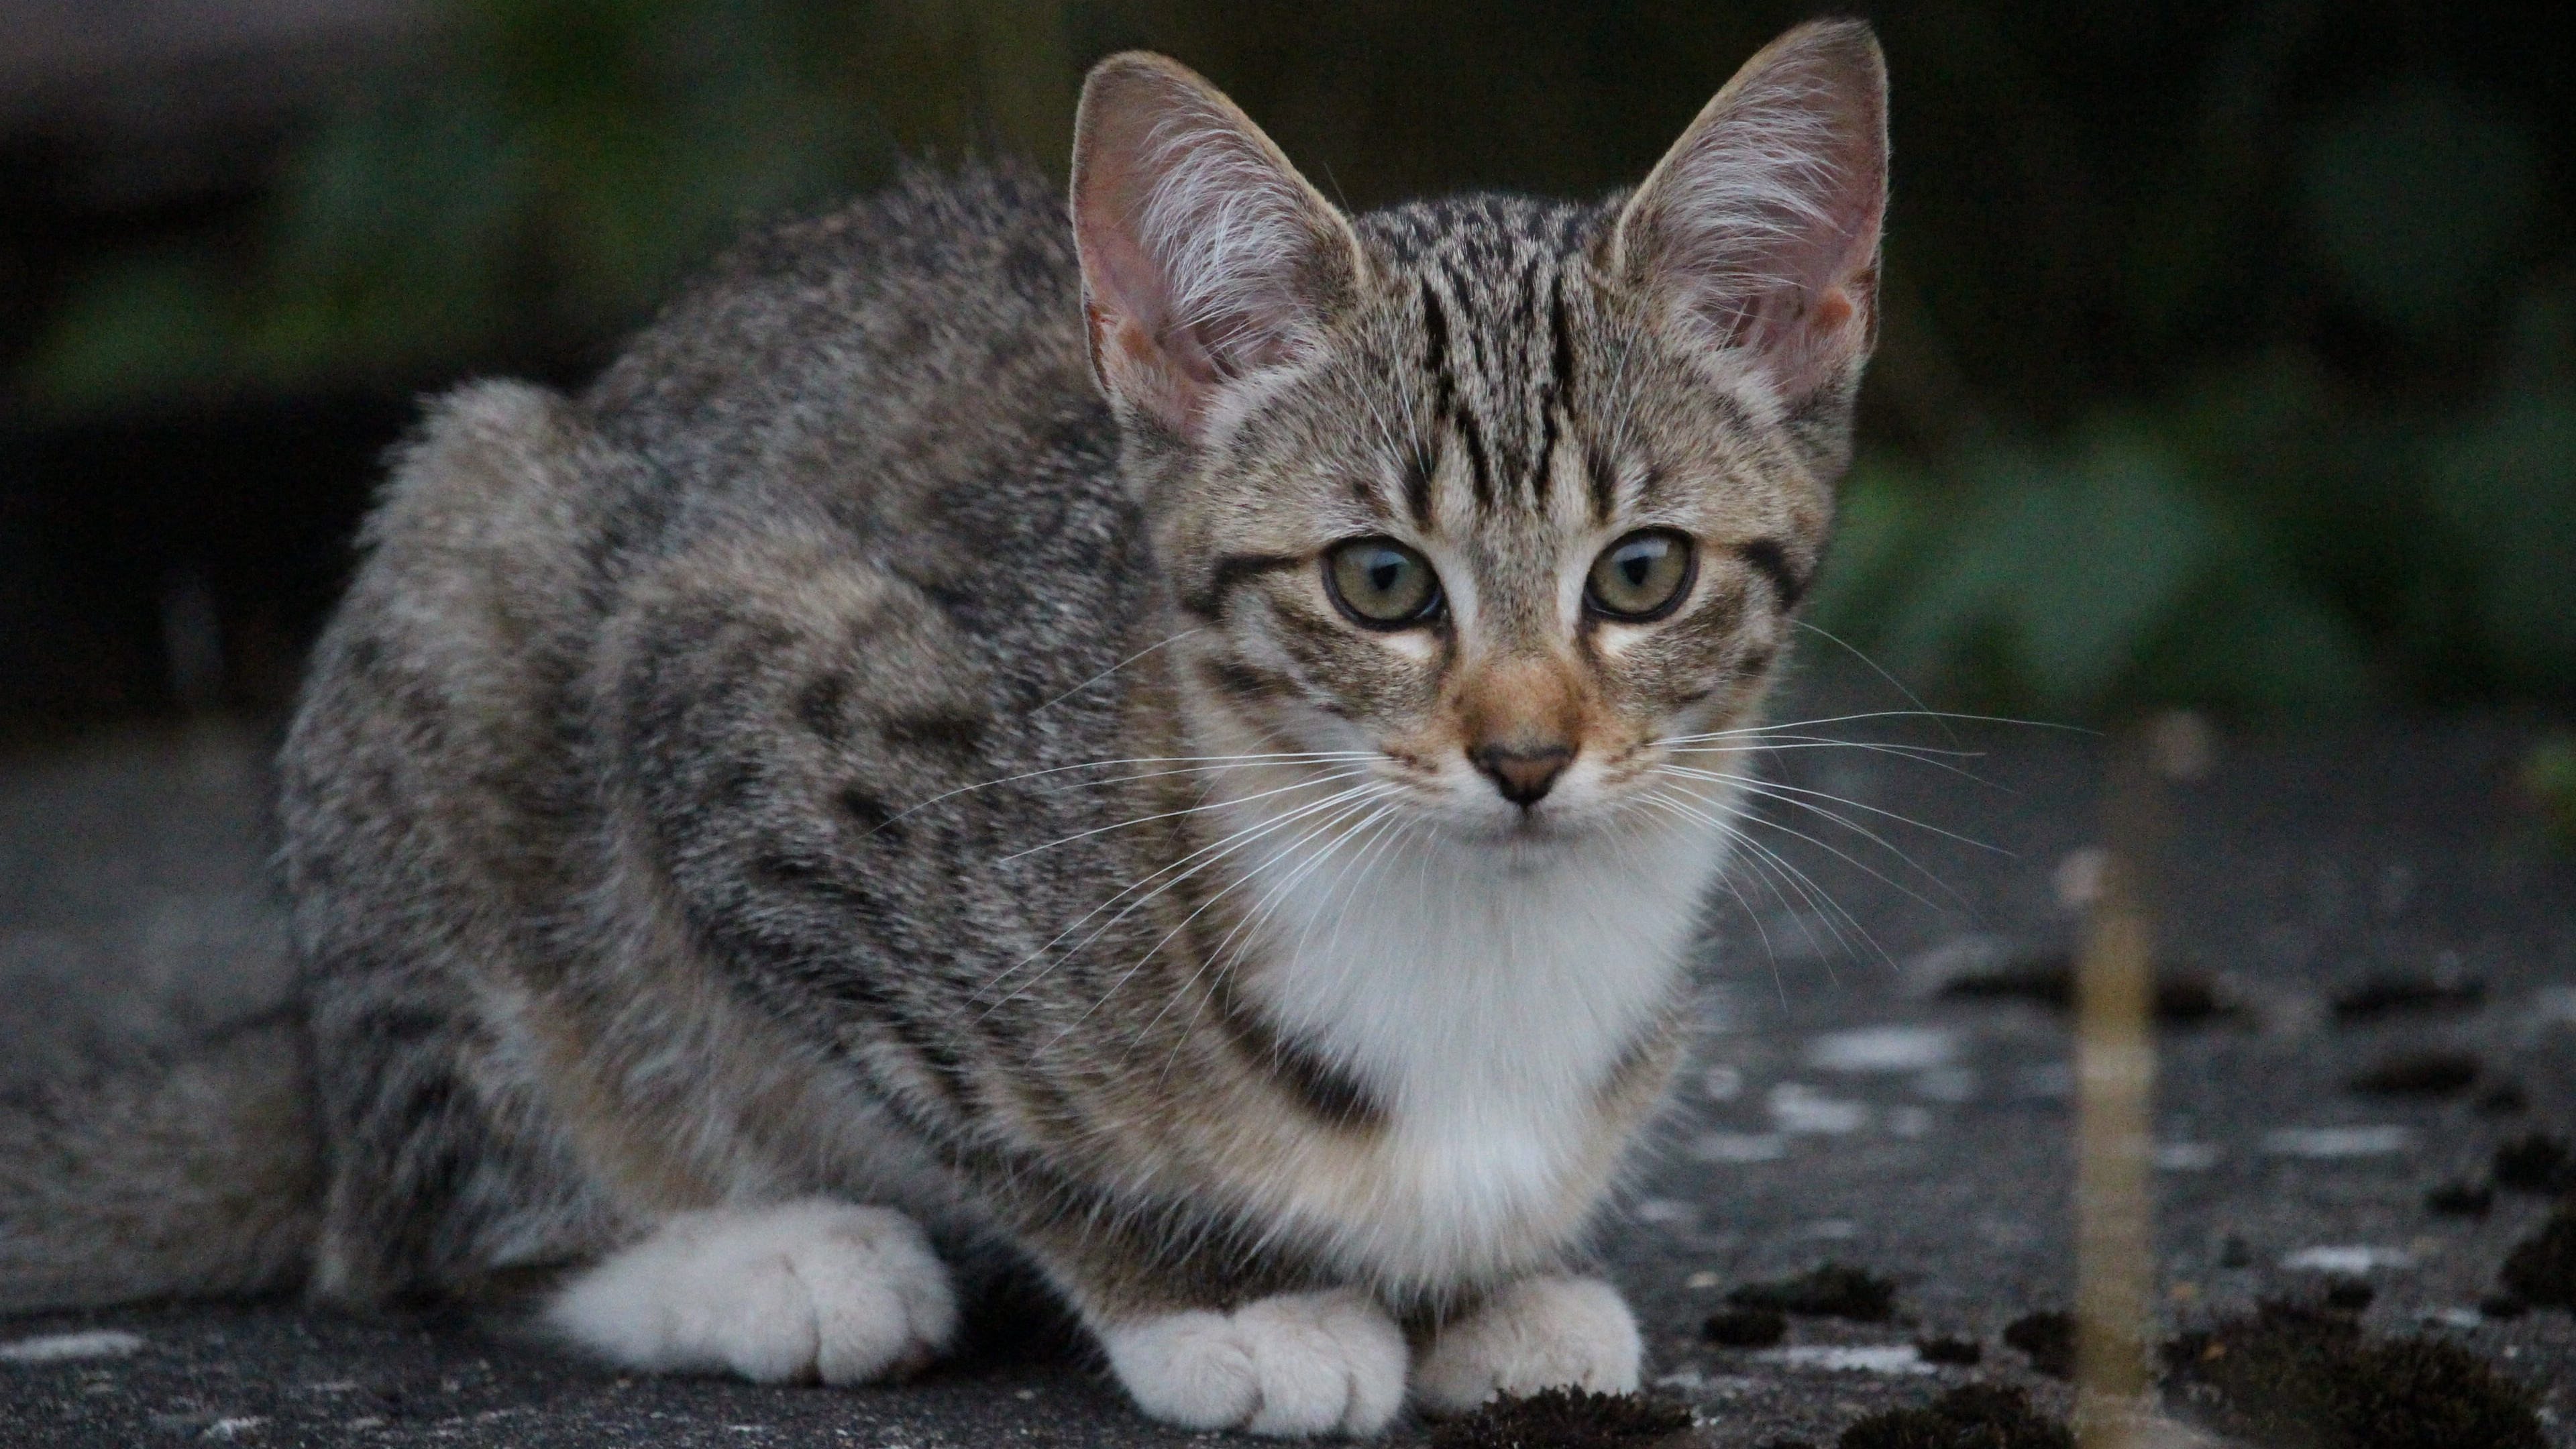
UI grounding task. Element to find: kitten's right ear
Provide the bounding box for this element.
[1071,52,1364,446]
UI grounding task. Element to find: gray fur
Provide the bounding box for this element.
[1,26,1886,1403]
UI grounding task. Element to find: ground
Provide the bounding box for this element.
[3,686,2571,1447]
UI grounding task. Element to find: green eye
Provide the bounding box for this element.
[1586,529,1695,621]
[1324,538,1442,628]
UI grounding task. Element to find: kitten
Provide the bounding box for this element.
[0,21,1884,1436]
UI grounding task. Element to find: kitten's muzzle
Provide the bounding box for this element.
[1472,743,1573,808]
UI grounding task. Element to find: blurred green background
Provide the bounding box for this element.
[3,0,2571,734]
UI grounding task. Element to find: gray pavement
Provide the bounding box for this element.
[2,692,2571,1446]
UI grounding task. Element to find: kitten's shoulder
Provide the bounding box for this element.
[586,161,1087,447]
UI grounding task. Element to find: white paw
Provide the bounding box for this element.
[1413,1275,1641,1415]
[544,1199,957,1385]
[1099,1287,1407,1437]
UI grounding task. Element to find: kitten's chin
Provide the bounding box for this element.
[1436,800,1625,859]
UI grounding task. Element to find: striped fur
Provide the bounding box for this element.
[7,21,1887,1439]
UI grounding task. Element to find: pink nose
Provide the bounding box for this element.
[1472,744,1572,807]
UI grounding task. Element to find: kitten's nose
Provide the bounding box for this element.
[1472,744,1572,808]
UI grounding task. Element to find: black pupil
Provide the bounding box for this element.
[1619,549,1656,587]
[1368,556,1405,595]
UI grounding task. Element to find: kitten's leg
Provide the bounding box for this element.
[1095,1289,1409,1438]
[1411,1275,1642,1415]
[544,1200,959,1385]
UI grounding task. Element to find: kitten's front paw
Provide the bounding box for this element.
[545,1199,957,1386]
[1413,1275,1641,1415]
[1099,1288,1407,1437]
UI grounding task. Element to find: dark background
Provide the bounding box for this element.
[5,0,2573,742]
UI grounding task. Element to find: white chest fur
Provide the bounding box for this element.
[1224,794,1735,1285]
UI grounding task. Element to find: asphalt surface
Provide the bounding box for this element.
[3,692,2572,1447]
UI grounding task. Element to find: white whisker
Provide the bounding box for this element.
[976,778,1389,1010]
[1026,629,1206,716]
[865,750,1379,837]
[993,767,1375,864]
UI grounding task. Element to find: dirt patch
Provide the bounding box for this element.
[2425,1179,2495,1217]
[2001,1311,2074,1380]
[2493,1132,2573,1193]
[1937,951,2233,1026]
[1703,1307,1788,1348]
[1426,1388,1693,1449]
[2346,1051,2480,1097]
[1836,1385,2071,1449]
[2499,1199,2576,1312]
[2329,972,2485,1023]
[1723,1265,1898,1323]
[2162,1299,2543,1448]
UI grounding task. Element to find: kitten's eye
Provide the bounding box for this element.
[1324,538,1442,629]
[1585,529,1696,621]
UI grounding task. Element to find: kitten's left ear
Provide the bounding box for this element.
[1071,52,1365,445]
[1613,20,1888,406]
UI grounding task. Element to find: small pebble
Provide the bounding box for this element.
[2282,1245,2413,1274]
[1768,1083,1868,1135]
[1759,1345,1931,1375]
[2154,1141,2222,1171]
[0,1330,145,1364]
[2263,1125,2413,1159]
[1689,1132,1787,1163]
[1805,1024,1956,1073]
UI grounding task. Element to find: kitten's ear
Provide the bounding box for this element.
[1612,20,1888,406]
[1071,52,1364,444]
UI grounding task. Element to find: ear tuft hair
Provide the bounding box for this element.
[1072,54,1362,443]
[1614,20,1889,405]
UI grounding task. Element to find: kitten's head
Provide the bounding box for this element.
[1071,23,1886,843]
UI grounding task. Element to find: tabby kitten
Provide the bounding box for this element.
[3,21,1886,1437]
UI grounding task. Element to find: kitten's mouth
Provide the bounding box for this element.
[1450,799,1593,850]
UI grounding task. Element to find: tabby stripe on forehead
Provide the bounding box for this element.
[1401,438,1437,529]
[1531,270,1564,506]
[1585,439,1617,525]
[1453,405,1493,511]
[1418,277,1493,511]
[1420,278,1453,416]
[1547,272,1575,412]
[1736,539,1809,611]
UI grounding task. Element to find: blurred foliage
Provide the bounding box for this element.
[12,0,2574,718]
[2527,735,2576,849]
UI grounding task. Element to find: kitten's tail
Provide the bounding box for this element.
[0,1010,321,1313]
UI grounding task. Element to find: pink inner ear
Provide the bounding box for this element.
[1072,56,1356,443]
[1808,286,1856,338]
[1622,24,1887,401]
